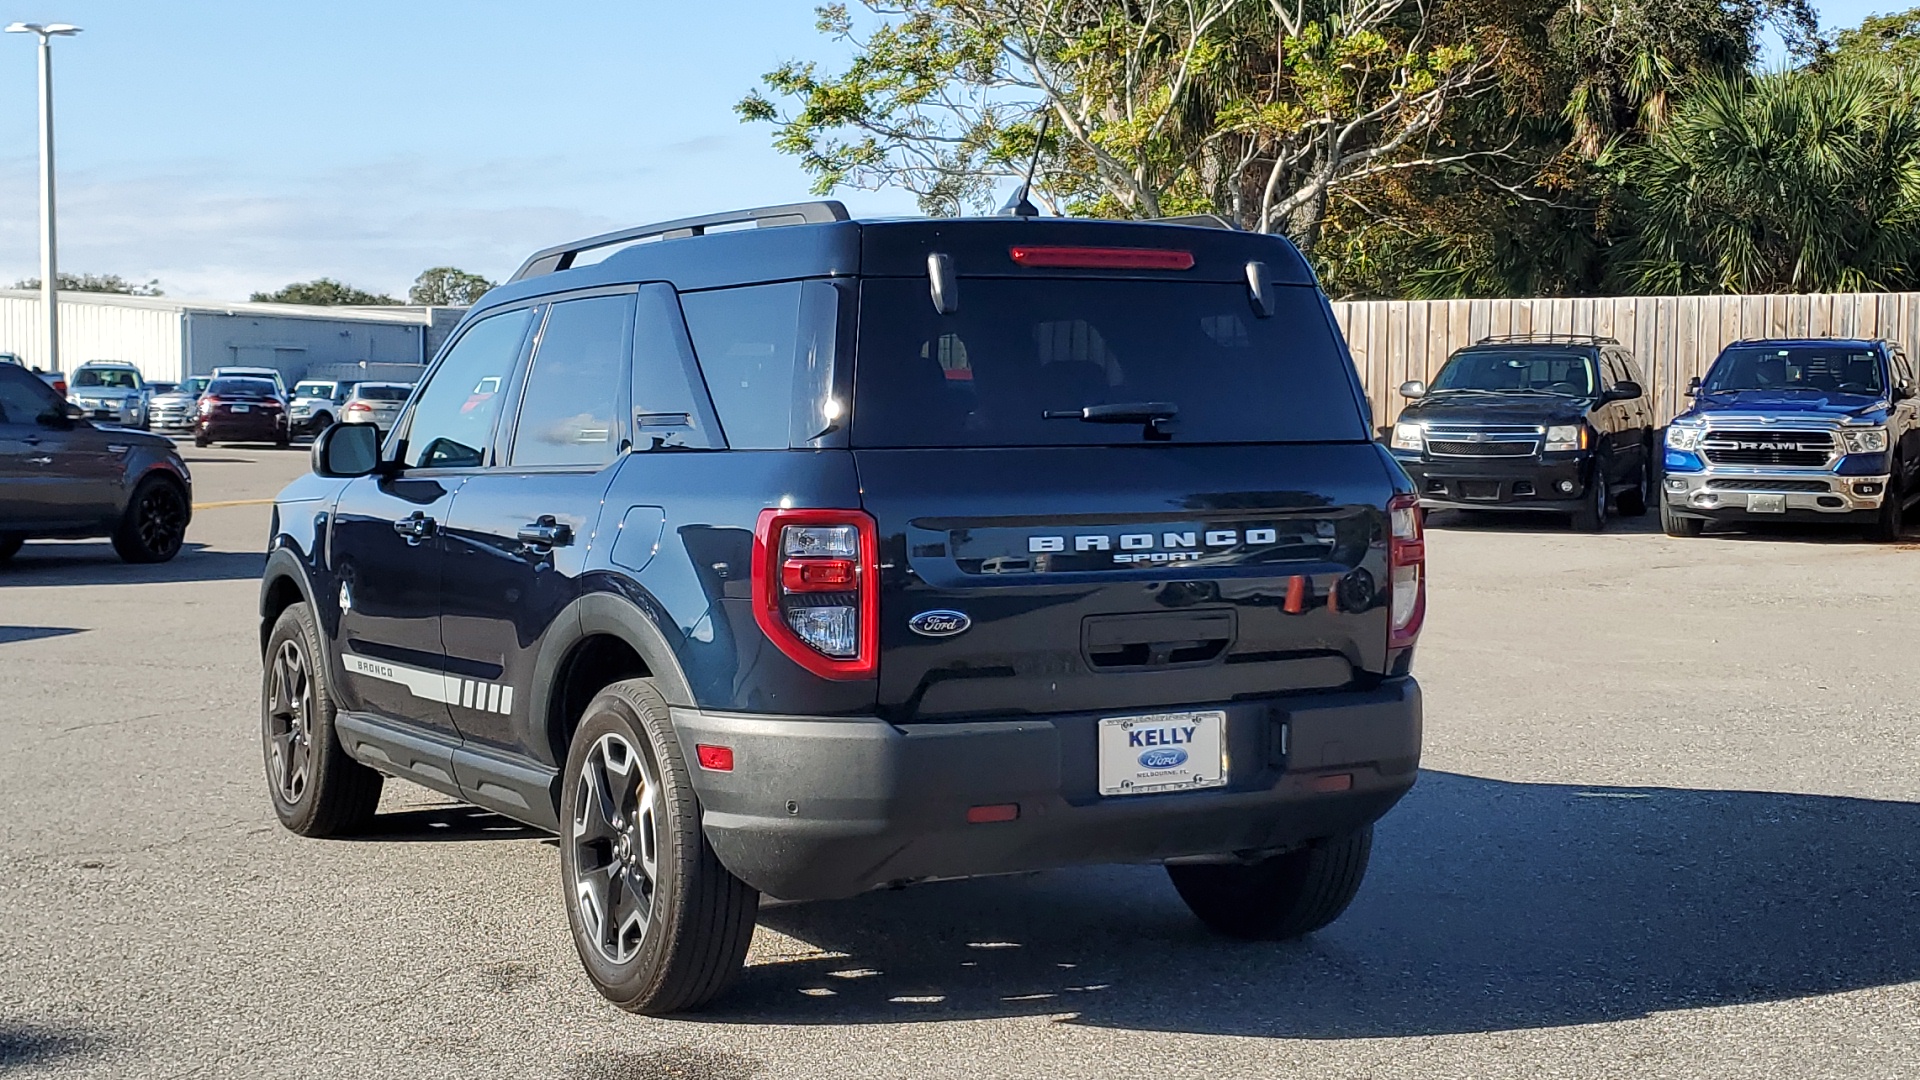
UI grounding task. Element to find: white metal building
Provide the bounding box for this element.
[0,290,466,385]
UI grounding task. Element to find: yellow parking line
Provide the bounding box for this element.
[192,498,276,510]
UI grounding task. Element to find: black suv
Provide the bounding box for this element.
[258,202,1426,1014]
[1388,335,1656,530]
[0,361,192,564]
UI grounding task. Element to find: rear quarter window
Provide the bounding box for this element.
[679,283,803,449]
[851,278,1367,447]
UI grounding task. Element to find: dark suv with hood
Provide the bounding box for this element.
[1388,335,1655,530]
[257,201,1425,1014]
[1661,338,1918,539]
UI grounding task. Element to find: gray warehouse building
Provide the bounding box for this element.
[0,290,465,386]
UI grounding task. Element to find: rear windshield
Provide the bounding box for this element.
[852,279,1365,447]
[1705,345,1884,394]
[356,384,411,401]
[208,378,277,397]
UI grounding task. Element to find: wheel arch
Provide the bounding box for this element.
[532,592,697,773]
[260,547,315,656]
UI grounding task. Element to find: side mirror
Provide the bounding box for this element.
[1398,380,1427,400]
[1686,377,1702,397]
[1896,381,1917,402]
[63,401,84,420]
[312,420,381,478]
[1606,380,1644,402]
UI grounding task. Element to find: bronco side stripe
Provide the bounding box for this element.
[342,654,514,716]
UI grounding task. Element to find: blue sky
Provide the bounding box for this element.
[0,0,1894,301]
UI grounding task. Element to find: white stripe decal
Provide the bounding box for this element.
[499,685,513,716]
[463,679,477,709]
[344,654,515,716]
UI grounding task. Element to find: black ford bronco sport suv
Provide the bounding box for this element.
[258,201,1426,1014]
[1389,335,1656,530]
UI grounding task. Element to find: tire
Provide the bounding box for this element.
[1871,473,1905,542]
[1661,498,1704,537]
[0,533,22,563]
[1168,826,1373,940]
[261,602,384,837]
[192,430,210,448]
[112,476,189,563]
[1616,454,1650,517]
[311,412,333,436]
[1571,460,1609,532]
[560,678,758,1015]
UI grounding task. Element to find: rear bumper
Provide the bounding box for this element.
[1393,452,1590,512]
[672,680,1421,901]
[199,415,285,439]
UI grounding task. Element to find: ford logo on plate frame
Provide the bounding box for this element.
[1139,747,1189,769]
[908,609,971,637]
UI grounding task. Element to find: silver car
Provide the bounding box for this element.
[338,382,412,435]
[68,362,150,429]
[149,375,211,433]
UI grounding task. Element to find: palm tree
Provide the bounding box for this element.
[1619,58,1920,293]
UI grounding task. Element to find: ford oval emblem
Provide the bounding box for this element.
[1139,747,1188,769]
[908,609,971,637]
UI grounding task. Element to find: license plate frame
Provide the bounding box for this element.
[1097,710,1227,797]
[230,403,250,413]
[1748,493,1786,514]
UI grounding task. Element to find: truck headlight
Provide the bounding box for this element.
[1544,425,1587,452]
[1390,422,1423,451]
[1841,427,1888,454]
[1666,424,1704,451]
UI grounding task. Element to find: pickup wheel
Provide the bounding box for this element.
[0,533,22,563]
[560,678,758,1015]
[1571,462,1609,532]
[261,602,383,837]
[1871,473,1905,542]
[1661,498,1705,537]
[1168,826,1372,940]
[111,475,189,564]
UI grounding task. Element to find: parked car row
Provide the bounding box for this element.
[1386,334,1918,540]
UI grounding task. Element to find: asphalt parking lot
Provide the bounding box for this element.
[3,444,1918,1079]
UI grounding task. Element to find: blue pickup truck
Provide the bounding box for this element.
[1661,338,1920,540]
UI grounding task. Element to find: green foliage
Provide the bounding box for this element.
[13,272,163,296]
[250,279,399,306]
[1830,6,1920,69]
[408,266,496,306]
[1617,59,1920,293]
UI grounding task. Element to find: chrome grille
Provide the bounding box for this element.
[1701,429,1833,468]
[1706,478,1831,493]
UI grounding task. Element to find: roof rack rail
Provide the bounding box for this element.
[1151,213,1239,230]
[508,200,851,282]
[1474,333,1619,345]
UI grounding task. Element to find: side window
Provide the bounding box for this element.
[679,282,802,450]
[509,294,632,468]
[631,284,719,450]
[0,366,56,425]
[402,308,533,469]
[1892,349,1913,387]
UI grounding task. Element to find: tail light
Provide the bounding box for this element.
[346,401,372,413]
[1387,493,1426,649]
[752,508,879,680]
[198,396,219,415]
[1008,246,1195,270]
[51,379,66,395]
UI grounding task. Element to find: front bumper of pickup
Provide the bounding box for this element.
[671,680,1421,902]
[1662,468,1888,519]
[1391,450,1594,513]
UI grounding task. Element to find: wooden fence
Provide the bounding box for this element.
[1329,292,1920,428]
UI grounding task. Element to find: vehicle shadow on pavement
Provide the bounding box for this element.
[1427,509,1663,536]
[712,771,1920,1037]
[0,543,265,586]
[0,625,86,644]
[0,1022,109,1070]
[349,805,546,843]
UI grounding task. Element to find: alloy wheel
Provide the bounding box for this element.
[265,638,314,804]
[136,486,187,555]
[570,732,662,966]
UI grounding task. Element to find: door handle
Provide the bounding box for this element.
[392,511,436,541]
[517,516,573,548]
[27,455,52,466]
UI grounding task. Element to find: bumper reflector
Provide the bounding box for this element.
[1310,773,1354,793]
[695,744,735,772]
[966,803,1019,824]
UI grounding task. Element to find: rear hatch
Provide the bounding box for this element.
[848,241,1405,724]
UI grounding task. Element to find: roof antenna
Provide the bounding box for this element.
[999,111,1050,218]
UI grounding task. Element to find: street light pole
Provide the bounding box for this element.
[5,22,81,374]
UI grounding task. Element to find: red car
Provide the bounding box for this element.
[193,377,290,447]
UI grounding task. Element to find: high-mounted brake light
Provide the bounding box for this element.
[1387,493,1426,650]
[752,508,880,680]
[1008,246,1195,270]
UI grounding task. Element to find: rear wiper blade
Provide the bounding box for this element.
[1042,402,1178,423]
